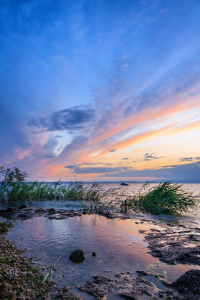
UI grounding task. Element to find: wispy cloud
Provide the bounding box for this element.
[28,105,95,133]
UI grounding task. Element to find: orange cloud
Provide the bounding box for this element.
[91,92,200,147]
[169,119,200,135]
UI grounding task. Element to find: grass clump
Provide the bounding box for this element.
[0,181,102,203]
[120,181,196,215]
[0,221,13,234]
[0,167,104,203]
[0,166,120,213]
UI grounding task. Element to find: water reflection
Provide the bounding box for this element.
[7,214,200,288]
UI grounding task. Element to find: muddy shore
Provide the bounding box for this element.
[1,206,200,299]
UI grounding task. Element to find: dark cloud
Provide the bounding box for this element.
[44,155,54,158]
[55,135,63,138]
[133,153,164,162]
[179,157,193,162]
[81,162,113,166]
[99,161,200,183]
[179,157,200,162]
[28,105,94,132]
[143,153,163,161]
[64,165,130,174]
[109,149,116,152]
[142,153,164,161]
[65,165,77,169]
[122,157,129,160]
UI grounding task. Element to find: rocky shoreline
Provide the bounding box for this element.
[1,206,200,299]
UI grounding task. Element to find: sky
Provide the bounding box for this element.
[0,0,200,182]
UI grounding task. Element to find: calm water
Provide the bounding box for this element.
[6,214,200,290]
[2,183,200,296]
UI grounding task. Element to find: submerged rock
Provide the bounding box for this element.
[69,249,86,263]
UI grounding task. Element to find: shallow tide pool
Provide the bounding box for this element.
[7,213,200,292]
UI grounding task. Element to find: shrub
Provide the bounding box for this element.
[120,181,196,215]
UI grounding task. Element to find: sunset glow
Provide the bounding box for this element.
[0,0,200,182]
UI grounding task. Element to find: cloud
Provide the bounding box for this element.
[179,157,193,162]
[122,157,129,160]
[28,105,95,132]
[99,161,200,183]
[109,149,116,152]
[179,157,200,162]
[44,155,54,158]
[132,153,164,163]
[143,153,164,161]
[64,165,130,174]
[65,165,77,169]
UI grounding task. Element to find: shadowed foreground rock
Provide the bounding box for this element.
[69,249,86,263]
[171,269,200,294]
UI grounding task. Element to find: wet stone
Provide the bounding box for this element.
[171,269,200,294]
[19,204,28,209]
[69,249,86,263]
[6,207,16,213]
[48,208,56,214]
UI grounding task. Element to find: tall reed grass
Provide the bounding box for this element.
[0,181,102,203]
[120,181,196,215]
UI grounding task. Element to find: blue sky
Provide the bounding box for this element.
[0,0,200,181]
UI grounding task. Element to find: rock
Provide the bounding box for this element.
[69,249,86,263]
[171,269,200,294]
[6,207,16,213]
[136,270,148,276]
[35,208,45,213]
[78,281,108,299]
[53,287,82,299]
[19,204,28,209]
[48,208,56,214]
[119,289,140,299]
[18,214,27,218]
[92,252,96,257]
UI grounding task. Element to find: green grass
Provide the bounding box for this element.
[0,181,102,203]
[1,178,196,216]
[0,180,122,216]
[0,221,13,234]
[120,181,196,215]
